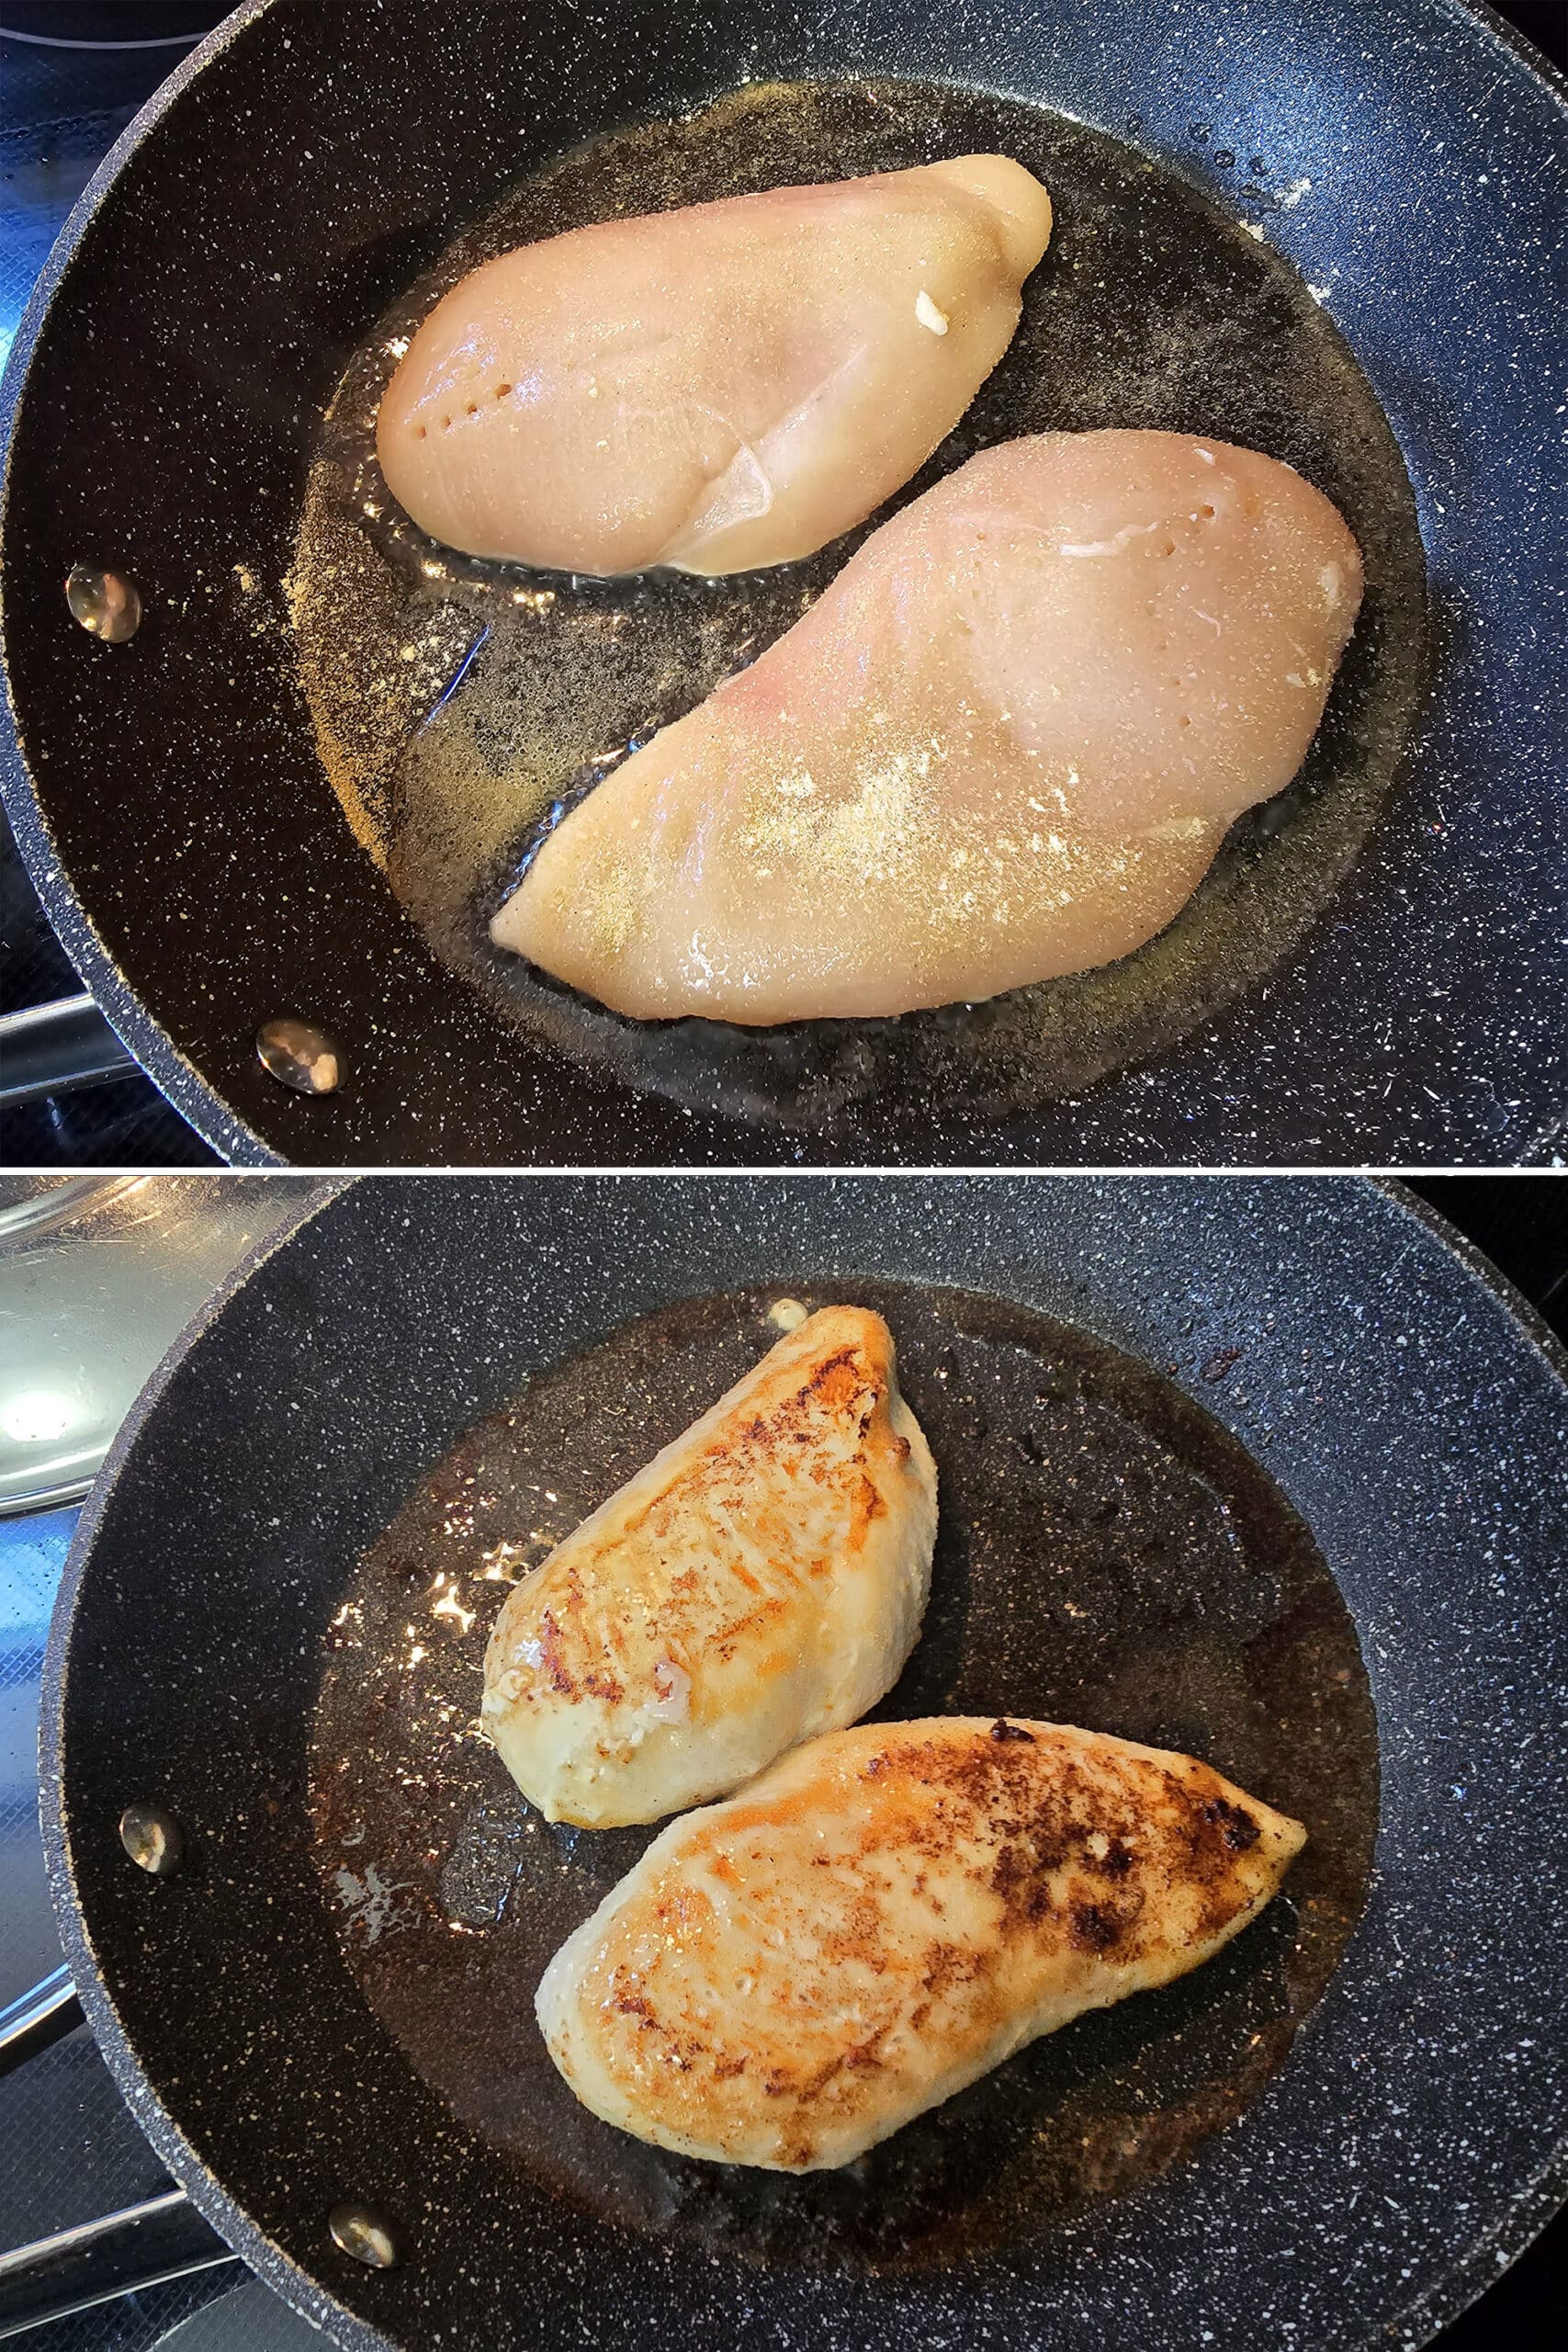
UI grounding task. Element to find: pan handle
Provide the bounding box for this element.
[0,2188,239,2339]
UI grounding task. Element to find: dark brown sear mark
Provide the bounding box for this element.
[990,1841,1055,1925]
[309,1278,1377,2276]
[1069,1902,1128,1954]
[1203,1794,1262,1850]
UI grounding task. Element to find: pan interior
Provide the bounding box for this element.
[289,74,1427,1135]
[310,1279,1377,2272]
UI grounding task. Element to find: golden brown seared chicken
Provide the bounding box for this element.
[377,157,1052,575]
[536,1716,1305,2169]
[481,1308,936,1826]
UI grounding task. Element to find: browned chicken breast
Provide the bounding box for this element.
[536,1716,1306,2169]
[482,1307,936,1826]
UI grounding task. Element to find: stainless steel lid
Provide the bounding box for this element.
[0,1177,321,1515]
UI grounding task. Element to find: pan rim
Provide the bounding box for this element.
[0,0,282,1165]
[36,1173,1568,2350]
[1,1,1565,1164]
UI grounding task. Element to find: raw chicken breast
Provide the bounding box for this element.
[377,157,1052,574]
[536,1715,1306,2170]
[481,1307,935,1826]
[492,430,1363,1023]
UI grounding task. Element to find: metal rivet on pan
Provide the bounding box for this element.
[328,2203,400,2269]
[256,1017,344,1095]
[118,1804,184,1877]
[65,565,142,643]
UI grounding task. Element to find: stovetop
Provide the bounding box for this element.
[0,1174,1564,2347]
[3,4,1565,1165]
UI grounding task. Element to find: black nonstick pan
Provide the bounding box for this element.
[6,1174,1566,2348]
[2,1,1566,1167]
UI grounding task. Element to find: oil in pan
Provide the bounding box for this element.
[310,1280,1377,2270]
[288,76,1427,1134]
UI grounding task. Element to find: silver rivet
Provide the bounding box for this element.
[328,2203,400,2269]
[65,565,142,643]
[118,1803,184,1876]
[256,1017,344,1095]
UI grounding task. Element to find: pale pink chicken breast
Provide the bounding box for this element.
[377,157,1052,575]
[491,429,1364,1023]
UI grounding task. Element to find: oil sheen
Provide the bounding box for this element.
[310,1282,1378,2270]
[288,77,1427,1129]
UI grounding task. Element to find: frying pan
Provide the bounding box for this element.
[2,1,1566,1167]
[5,1173,1566,2349]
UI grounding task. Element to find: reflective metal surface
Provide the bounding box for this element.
[0,1964,79,2070]
[326,2205,400,2272]
[254,1021,344,1099]
[63,565,141,645]
[0,998,137,1106]
[118,1805,183,1881]
[0,1176,320,1513]
[0,2186,236,2337]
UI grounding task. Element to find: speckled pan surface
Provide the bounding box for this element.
[2,1,1566,1166]
[40,1176,1568,2350]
